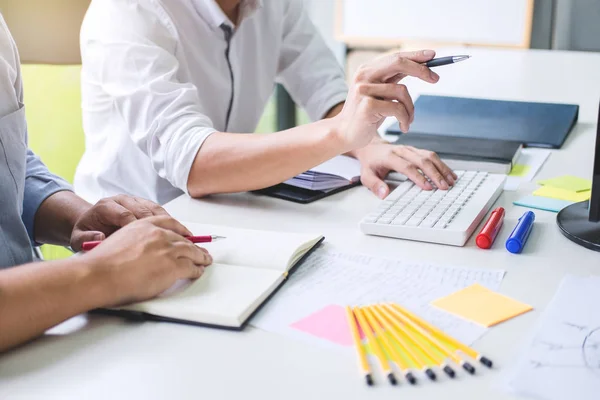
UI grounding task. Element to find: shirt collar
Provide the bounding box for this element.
[193,0,263,31]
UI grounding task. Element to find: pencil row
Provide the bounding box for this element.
[345,303,494,386]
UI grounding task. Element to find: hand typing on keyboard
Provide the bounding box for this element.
[334,49,457,200]
[360,171,506,246]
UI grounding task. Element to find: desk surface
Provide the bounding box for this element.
[2,47,600,400]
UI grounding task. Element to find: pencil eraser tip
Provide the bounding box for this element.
[425,369,437,381]
[480,357,493,368]
[443,365,456,378]
[463,362,476,375]
[387,373,398,385]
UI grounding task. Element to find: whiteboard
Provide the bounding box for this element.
[336,0,534,48]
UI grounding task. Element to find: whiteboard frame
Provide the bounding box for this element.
[335,0,535,49]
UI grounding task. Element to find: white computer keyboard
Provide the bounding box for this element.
[360,171,506,246]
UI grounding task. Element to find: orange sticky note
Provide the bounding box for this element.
[431,284,533,327]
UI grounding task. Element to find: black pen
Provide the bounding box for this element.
[426,55,470,68]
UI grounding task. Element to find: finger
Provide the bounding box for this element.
[367,99,411,133]
[172,242,213,266]
[420,150,457,185]
[147,215,193,237]
[177,259,206,280]
[396,147,449,190]
[71,230,105,251]
[112,195,156,220]
[359,50,439,84]
[357,83,414,123]
[97,201,138,228]
[133,197,170,217]
[385,154,432,190]
[360,168,390,199]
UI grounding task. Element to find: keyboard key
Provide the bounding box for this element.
[406,216,424,227]
[392,215,410,225]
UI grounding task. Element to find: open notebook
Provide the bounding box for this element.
[104,223,324,329]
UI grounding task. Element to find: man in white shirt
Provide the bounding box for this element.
[75,0,456,205]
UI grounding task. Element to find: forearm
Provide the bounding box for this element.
[187,118,346,197]
[34,191,92,246]
[0,257,106,352]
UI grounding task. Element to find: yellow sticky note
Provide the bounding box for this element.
[533,186,591,202]
[538,175,592,192]
[431,284,533,327]
[509,164,531,177]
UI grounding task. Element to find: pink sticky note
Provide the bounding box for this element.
[290,304,364,346]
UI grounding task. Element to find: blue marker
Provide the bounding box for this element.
[506,211,535,254]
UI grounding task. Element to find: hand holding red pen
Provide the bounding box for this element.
[80,216,213,307]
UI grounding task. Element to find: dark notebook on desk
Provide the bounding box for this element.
[386,95,579,148]
[394,133,523,174]
[255,155,362,204]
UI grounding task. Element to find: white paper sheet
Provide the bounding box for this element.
[502,275,600,400]
[251,246,506,349]
[504,149,552,191]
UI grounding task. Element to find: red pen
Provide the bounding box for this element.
[81,235,226,251]
[476,207,505,249]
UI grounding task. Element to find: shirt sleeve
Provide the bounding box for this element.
[3,19,74,243]
[80,0,217,194]
[276,0,349,121]
[22,148,73,243]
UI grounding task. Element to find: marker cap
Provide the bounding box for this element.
[505,211,535,254]
[476,235,491,249]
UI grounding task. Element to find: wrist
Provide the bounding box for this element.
[77,253,117,309]
[324,115,354,155]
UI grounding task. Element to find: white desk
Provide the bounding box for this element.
[1,48,600,400]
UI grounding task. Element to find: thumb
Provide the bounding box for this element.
[401,49,436,63]
[361,168,390,199]
[71,230,106,251]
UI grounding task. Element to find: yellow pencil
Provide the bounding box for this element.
[360,307,435,383]
[373,305,457,379]
[353,307,398,385]
[390,303,493,368]
[345,306,373,386]
[383,304,476,375]
[361,306,417,385]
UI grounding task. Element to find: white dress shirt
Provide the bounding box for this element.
[75,0,349,204]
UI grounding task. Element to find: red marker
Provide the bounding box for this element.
[81,235,226,251]
[476,207,505,249]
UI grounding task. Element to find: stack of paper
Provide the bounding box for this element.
[252,247,506,350]
[284,155,361,191]
[514,175,592,212]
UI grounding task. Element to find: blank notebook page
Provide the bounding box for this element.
[186,223,322,272]
[123,265,283,327]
